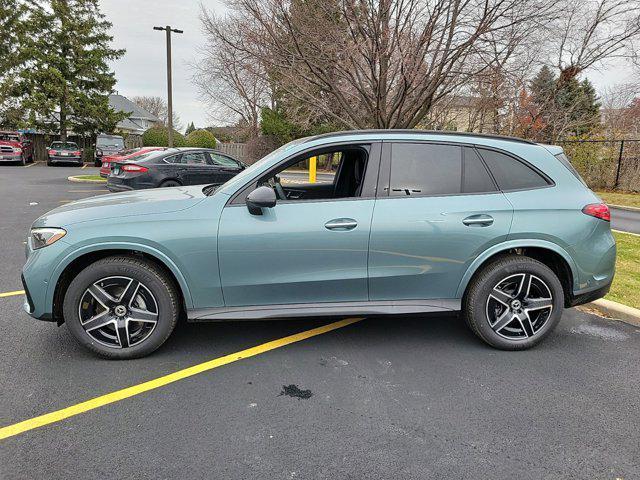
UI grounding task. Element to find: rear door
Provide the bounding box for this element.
[368,142,513,301]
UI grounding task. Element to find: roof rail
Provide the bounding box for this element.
[304,129,536,145]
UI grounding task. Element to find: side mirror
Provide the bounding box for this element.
[246,185,276,215]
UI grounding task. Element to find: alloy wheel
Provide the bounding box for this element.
[485,273,553,340]
[78,276,159,349]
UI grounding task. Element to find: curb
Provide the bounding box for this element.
[580,299,640,327]
[608,203,640,212]
[67,176,107,184]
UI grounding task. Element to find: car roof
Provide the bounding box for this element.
[303,129,536,146]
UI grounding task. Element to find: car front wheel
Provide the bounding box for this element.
[462,255,564,350]
[63,255,180,359]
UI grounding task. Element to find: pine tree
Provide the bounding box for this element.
[18,0,125,139]
[185,122,196,135]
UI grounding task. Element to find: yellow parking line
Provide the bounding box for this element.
[81,164,87,169]
[0,290,24,298]
[0,317,363,441]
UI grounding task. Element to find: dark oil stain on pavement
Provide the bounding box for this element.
[280,384,313,400]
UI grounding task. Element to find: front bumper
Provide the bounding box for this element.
[0,153,22,162]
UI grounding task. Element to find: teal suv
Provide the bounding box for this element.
[22,131,616,358]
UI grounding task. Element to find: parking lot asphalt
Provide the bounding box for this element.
[1,163,639,479]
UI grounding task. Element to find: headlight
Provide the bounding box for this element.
[30,228,66,250]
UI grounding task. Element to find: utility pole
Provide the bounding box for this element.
[153,25,183,147]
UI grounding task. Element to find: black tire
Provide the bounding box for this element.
[63,255,180,359]
[47,160,53,166]
[160,180,181,188]
[20,153,27,166]
[462,254,564,350]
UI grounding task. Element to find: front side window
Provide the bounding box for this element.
[477,149,550,190]
[209,153,240,168]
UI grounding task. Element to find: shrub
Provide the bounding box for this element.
[142,126,186,147]
[186,129,217,149]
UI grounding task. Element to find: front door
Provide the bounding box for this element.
[217,143,379,307]
[369,142,513,300]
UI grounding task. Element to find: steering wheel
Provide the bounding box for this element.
[274,176,286,200]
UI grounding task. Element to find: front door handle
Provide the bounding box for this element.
[325,218,358,231]
[462,214,494,226]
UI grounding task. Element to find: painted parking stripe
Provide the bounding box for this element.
[24,161,40,168]
[0,317,363,441]
[0,290,24,298]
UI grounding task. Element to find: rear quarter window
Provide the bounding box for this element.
[554,152,588,186]
[477,149,550,191]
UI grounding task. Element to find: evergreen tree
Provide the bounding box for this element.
[529,66,600,141]
[18,0,125,138]
[185,122,196,135]
[0,0,29,127]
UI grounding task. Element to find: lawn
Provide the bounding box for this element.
[70,174,106,182]
[606,231,640,309]
[596,191,640,209]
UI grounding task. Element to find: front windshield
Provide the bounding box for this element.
[97,136,124,149]
[1,133,20,142]
[205,137,310,196]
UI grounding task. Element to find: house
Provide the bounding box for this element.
[108,94,161,135]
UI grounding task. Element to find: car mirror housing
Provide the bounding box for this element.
[246,185,276,215]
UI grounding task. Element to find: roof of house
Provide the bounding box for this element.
[108,94,161,122]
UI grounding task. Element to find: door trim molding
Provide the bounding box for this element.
[187,299,461,322]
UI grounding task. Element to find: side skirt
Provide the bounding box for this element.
[187,299,461,322]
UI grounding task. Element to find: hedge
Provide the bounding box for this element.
[186,129,217,149]
[142,126,186,147]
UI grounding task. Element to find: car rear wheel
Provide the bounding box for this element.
[160,180,181,188]
[63,256,180,359]
[462,254,564,350]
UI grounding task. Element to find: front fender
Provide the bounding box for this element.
[455,239,579,298]
[46,241,194,312]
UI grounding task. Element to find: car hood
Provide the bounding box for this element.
[0,140,21,148]
[33,185,210,228]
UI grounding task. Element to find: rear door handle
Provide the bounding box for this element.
[325,218,358,231]
[462,214,494,226]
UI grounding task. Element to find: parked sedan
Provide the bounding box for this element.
[47,141,83,166]
[99,147,166,178]
[107,147,244,192]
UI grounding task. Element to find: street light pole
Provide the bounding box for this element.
[153,25,183,147]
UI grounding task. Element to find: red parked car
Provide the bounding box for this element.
[0,131,34,166]
[99,147,166,178]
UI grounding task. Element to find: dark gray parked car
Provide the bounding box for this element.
[47,141,83,166]
[107,147,245,192]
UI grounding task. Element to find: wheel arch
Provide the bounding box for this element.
[456,240,577,307]
[49,243,193,323]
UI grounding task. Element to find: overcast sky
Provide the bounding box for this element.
[101,0,636,132]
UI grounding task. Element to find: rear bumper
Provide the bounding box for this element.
[568,279,612,307]
[49,155,82,163]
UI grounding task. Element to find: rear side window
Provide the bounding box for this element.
[388,143,497,196]
[389,143,461,196]
[463,147,497,193]
[477,149,549,190]
[209,153,240,167]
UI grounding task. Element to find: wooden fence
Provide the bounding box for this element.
[217,142,249,163]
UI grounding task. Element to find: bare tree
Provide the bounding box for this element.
[193,7,273,137]
[549,0,640,83]
[131,95,183,131]
[202,0,562,130]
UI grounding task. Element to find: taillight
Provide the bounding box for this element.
[122,164,148,173]
[48,149,56,155]
[72,150,81,155]
[582,203,610,222]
